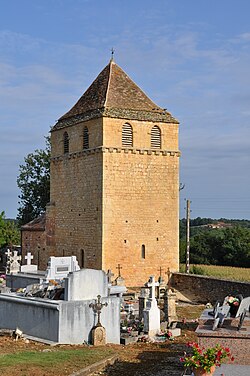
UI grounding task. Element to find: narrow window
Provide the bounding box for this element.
[122,123,133,147]
[141,244,146,259]
[63,131,69,154]
[151,125,161,149]
[81,249,85,268]
[83,126,89,149]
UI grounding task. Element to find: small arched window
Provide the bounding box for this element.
[83,126,89,149]
[141,244,146,259]
[122,123,133,147]
[63,131,69,154]
[151,125,161,149]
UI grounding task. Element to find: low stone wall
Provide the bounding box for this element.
[171,273,250,303]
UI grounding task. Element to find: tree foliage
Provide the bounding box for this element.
[0,211,20,248]
[180,218,250,268]
[17,137,50,226]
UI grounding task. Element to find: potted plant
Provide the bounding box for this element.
[180,342,234,376]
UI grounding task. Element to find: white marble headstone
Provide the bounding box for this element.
[45,256,80,281]
[143,276,161,336]
[21,252,38,273]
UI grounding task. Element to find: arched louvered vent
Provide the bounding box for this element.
[63,131,69,154]
[151,125,161,149]
[83,126,89,149]
[122,123,133,147]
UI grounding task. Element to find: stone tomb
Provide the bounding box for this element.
[6,255,80,291]
[196,303,250,365]
[21,252,38,273]
[45,256,80,281]
[0,268,120,344]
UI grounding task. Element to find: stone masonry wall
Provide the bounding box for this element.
[102,118,179,286]
[22,230,46,270]
[103,149,179,286]
[171,273,250,303]
[46,116,180,286]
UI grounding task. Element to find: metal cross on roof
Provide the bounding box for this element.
[116,263,122,277]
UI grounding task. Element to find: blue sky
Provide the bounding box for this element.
[0,0,250,219]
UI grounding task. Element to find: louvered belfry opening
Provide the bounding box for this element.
[151,125,161,149]
[83,126,89,149]
[63,131,69,154]
[122,123,133,147]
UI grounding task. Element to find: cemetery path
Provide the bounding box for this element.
[92,327,198,376]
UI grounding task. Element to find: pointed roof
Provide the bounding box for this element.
[53,60,178,130]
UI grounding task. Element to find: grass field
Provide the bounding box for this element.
[179,264,250,282]
[0,347,115,376]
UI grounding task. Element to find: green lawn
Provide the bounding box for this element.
[0,347,115,375]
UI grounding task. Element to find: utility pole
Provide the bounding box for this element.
[186,199,191,273]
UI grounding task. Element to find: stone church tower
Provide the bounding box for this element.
[23,59,180,286]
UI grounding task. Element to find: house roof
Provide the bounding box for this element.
[52,60,178,130]
[21,213,46,232]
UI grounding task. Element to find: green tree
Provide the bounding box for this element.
[17,137,50,226]
[0,211,20,248]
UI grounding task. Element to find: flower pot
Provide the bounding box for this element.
[193,365,216,376]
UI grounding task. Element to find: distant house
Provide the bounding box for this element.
[206,222,233,229]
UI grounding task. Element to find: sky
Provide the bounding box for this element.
[0,0,250,220]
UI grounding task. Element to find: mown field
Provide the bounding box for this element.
[179,264,250,282]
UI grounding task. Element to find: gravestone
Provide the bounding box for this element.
[6,251,21,274]
[235,297,250,318]
[21,252,38,273]
[139,287,150,320]
[45,256,80,281]
[164,288,178,324]
[143,276,160,336]
[89,295,108,346]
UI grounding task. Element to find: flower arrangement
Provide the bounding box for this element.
[180,342,234,373]
[224,295,240,307]
[224,295,240,317]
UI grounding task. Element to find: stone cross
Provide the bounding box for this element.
[107,269,114,284]
[89,295,108,327]
[9,250,21,273]
[25,252,34,266]
[116,264,122,278]
[147,276,159,300]
[5,249,12,273]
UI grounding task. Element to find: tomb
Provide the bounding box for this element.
[0,266,121,345]
[196,295,250,364]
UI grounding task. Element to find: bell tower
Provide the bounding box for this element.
[48,59,180,286]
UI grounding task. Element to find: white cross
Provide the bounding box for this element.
[147,276,159,301]
[5,249,12,258]
[25,252,34,266]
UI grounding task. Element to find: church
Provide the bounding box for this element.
[21,58,180,286]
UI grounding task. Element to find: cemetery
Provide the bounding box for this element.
[0,250,249,375]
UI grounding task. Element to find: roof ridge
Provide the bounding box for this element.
[104,60,113,107]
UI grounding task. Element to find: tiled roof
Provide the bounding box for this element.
[21,213,46,231]
[52,60,178,130]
